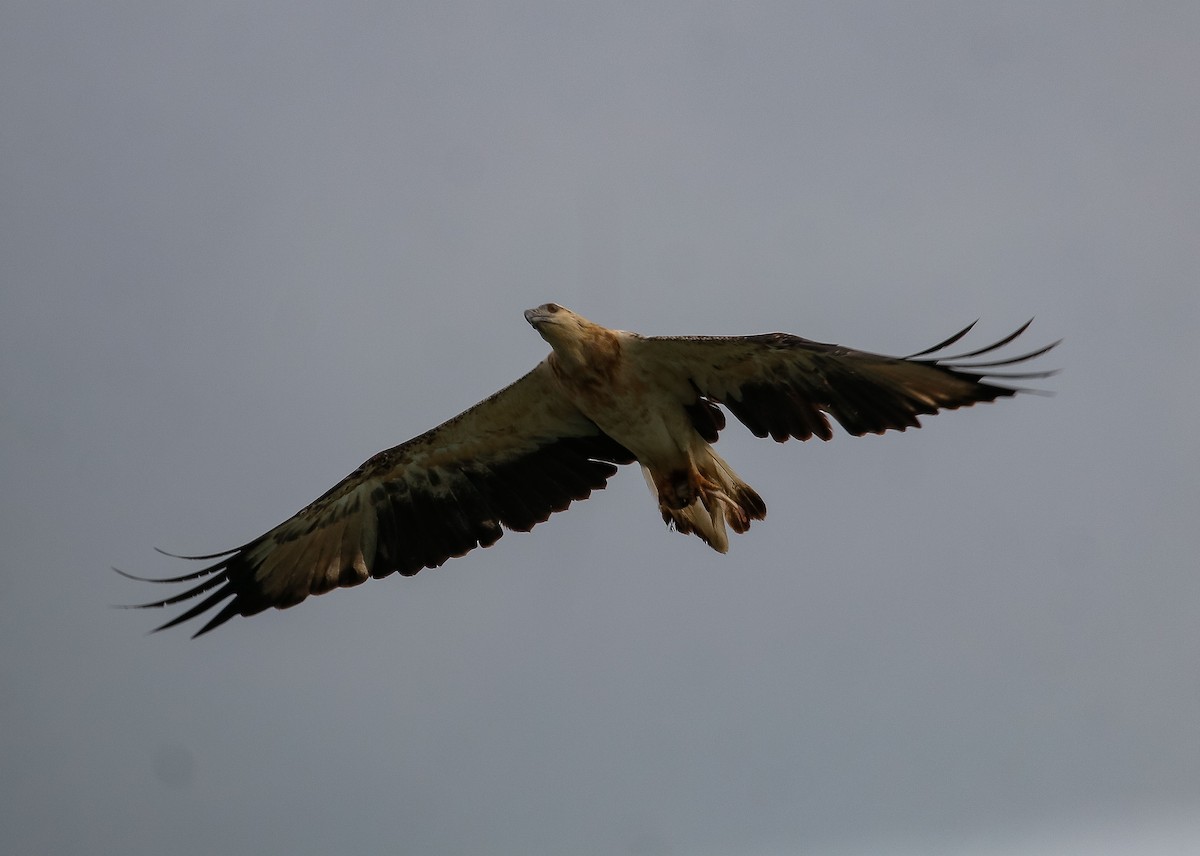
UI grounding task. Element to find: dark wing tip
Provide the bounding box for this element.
[112,561,224,585]
[903,319,980,359]
[154,545,241,561]
[919,321,1061,395]
[919,318,1034,361]
[116,551,249,636]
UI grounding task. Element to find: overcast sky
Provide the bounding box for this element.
[3,3,1199,855]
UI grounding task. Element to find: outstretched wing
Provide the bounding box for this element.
[634,320,1058,442]
[121,361,634,636]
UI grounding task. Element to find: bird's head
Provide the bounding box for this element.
[526,303,587,342]
[525,303,613,366]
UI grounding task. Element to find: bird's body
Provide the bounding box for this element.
[532,306,764,550]
[124,304,1057,636]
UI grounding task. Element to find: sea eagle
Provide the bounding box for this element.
[122,304,1057,636]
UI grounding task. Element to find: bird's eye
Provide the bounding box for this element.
[547,303,560,313]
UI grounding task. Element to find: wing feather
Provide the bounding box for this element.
[636,322,1058,442]
[124,362,634,636]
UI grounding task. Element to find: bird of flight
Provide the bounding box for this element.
[122,304,1057,636]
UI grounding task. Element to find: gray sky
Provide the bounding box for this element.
[3,2,1199,854]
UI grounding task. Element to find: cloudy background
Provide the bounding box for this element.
[3,3,1198,854]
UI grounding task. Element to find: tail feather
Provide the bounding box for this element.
[642,449,766,553]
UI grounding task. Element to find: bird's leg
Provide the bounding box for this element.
[656,468,697,510]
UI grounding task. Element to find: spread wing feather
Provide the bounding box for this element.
[637,321,1058,443]
[121,362,634,636]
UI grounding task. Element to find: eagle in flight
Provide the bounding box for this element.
[123,304,1057,636]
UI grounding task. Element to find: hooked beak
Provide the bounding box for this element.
[524,303,562,328]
